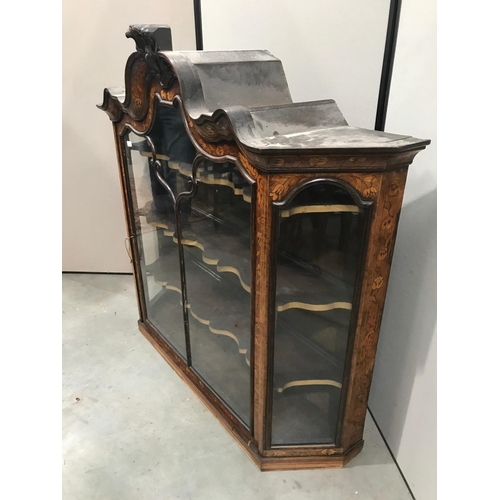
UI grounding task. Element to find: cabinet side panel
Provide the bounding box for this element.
[340,167,408,450]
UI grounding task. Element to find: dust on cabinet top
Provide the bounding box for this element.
[160,48,429,155]
[100,25,429,163]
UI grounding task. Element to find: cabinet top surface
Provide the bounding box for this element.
[100,26,430,159]
[162,50,429,155]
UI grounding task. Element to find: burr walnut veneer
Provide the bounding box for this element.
[99,25,429,471]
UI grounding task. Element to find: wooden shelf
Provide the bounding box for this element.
[133,143,358,216]
[277,306,350,359]
[149,286,252,424]
[134,147,252,204]
[141,207,353,312]
[135,146,353,395]
[275,325,345,397]
[146,248,252,365]
[145,247,346,393]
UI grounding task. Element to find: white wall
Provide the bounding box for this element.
[368,1,437,499]
[62,1,195,272]
[201,0,390,128]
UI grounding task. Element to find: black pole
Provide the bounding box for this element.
[375,0,402,131]
[193,0,203,50]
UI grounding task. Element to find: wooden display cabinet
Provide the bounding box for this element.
[99,25,429,470]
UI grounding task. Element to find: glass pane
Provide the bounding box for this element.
[179,157,253,427]
[271,183,366,446]
[125,104,253,427]
[123,129,187,359]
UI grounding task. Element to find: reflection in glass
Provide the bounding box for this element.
[123,129,187,359]
[271,183,366,446]
[179,157,253,427]
[123,104,252,427]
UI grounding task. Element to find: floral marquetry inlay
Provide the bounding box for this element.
[309,157,328,166]
[268,172,381,204]
[341,168,409,450]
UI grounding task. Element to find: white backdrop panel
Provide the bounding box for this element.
[201,0,390,129]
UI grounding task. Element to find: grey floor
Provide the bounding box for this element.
[62,274,411,500]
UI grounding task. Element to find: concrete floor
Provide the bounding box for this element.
[62,274,411,500]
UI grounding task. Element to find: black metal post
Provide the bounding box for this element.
[375,0,402,131]
[193,0,204,50]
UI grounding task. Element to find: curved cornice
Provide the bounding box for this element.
[98,25,430,172]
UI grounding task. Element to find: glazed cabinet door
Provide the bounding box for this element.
[269,180,370,446]
[121,103,253,428]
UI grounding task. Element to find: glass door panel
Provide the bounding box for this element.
[122,130,187,359]
[271,182,367,446]
[178,158,253,428]
[123,103,253,428]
